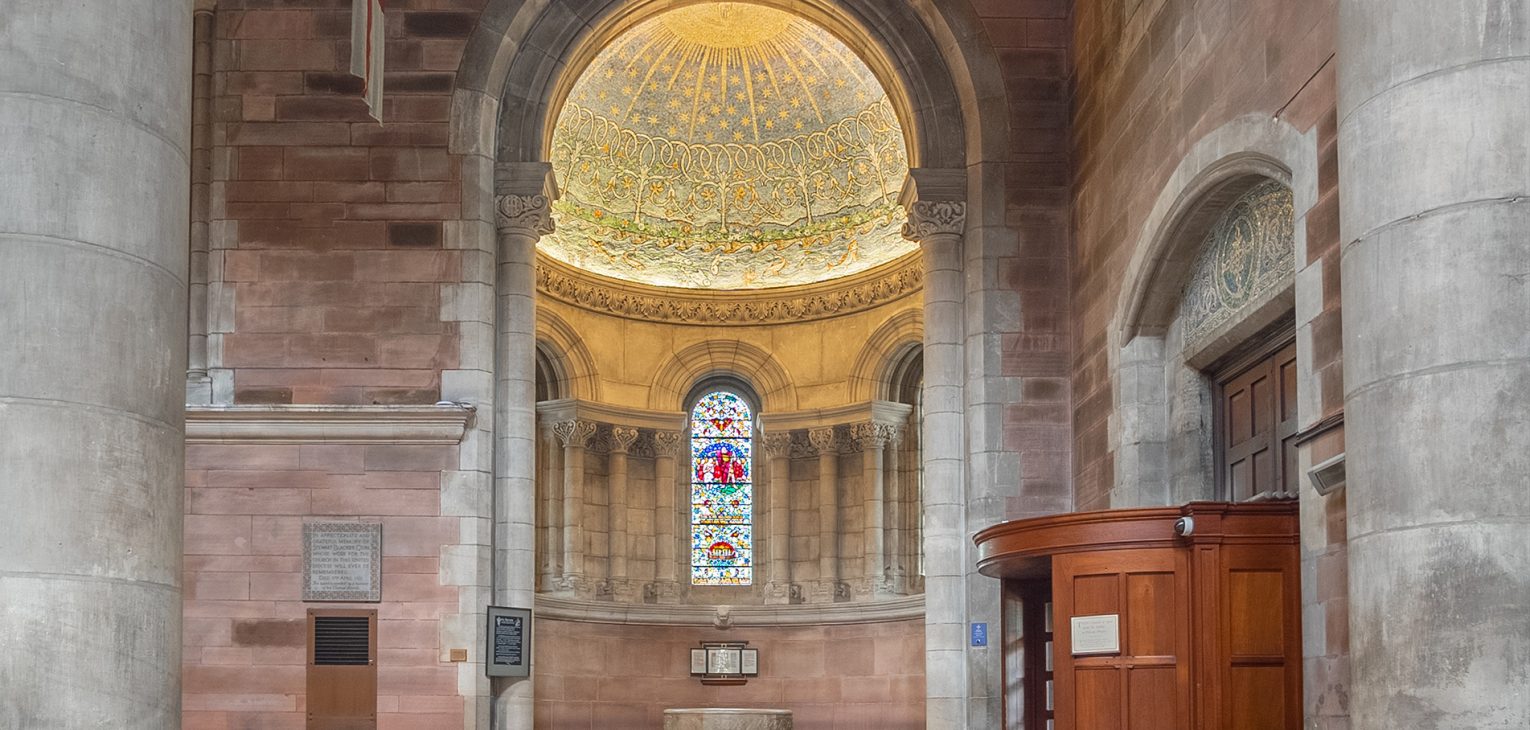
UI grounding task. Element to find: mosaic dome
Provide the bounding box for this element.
[545,3,913,290]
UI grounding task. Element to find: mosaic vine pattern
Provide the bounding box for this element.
[690,391,753,585]
[545,3,913,290]
[1181,180,1296,342]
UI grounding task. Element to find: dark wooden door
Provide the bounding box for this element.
[1219,342,1298,500]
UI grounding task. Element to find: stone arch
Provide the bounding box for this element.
[1105,114,1319,509]
[848,308,924,402]
[1114,114,1318,347]
[648,340,798,412]
[535,307,602,401]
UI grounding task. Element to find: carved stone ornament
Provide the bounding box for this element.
[552,419,596,448]
[807,427,838,455]
[852,421,900,449]
[496,194,556,237]
[762,433,794,460]
[609,426,640,454]
[651,430,684,457]
[901,200,967,242]
[535,256,922,325]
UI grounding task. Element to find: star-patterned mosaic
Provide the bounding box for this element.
[544,3,914,290]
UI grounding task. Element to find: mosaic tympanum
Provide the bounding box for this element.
[546,3,913,290]
[1181,180,1296,342]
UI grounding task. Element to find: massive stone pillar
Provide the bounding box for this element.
[607,426,639,600]
[492,165,556,729]
[1337,3,1530,726]
[809,426,841,602]
[651,430,683,603]
[762,432,795,603]
[0,2,190,727]
[902,174,969,730]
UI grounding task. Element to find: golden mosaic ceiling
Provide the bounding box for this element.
[545,3,913,290]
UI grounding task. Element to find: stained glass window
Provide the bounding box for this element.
[690,391,753,585]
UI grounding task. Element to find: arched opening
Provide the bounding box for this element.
[684,381,759,586]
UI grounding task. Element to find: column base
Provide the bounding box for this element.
[762,581,803,605]
[644,580,681,604]
[807,580,851,604]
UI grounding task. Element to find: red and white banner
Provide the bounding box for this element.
[350,0,385,122]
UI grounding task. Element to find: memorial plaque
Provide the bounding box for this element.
[486,605,532,678]
[740,648,759,676]
[1070,614,1121,656]
[303,522,382,602]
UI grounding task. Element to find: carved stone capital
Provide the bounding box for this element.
[807,426,838,455]
[901,200,967,242]
[651,430,684,458]
[852,421,900,450]
[552,419,596,448]
[762,433,794,460]
[609,426,640,454]
[495,194,555,238]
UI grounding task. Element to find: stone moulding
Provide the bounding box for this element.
[534,593,924,627]
[186,404,475,444]
[535,252,923,325]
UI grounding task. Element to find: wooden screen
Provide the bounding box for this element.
[307,609,377,730]
[1193,543,1302,729]
[1218,342,1298,500]
[1052,549,1191,730]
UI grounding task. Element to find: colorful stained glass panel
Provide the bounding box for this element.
[690,391,753,585]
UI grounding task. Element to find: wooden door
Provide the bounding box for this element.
[1218,342,1297,500]
[1052,548,1191,730]
[1191,543,1302,729]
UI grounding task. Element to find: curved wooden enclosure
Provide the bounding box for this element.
[975,501,1301,730]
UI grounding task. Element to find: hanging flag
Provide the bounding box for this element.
[350,0,385,122]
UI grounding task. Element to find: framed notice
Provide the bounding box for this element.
[690,648,708,675]
[485,606,532,678]
[740,648,759,676]
[706,646,742,675]
[303,522,382,602]
[690,641,757,683]
[1070,614,1121,656]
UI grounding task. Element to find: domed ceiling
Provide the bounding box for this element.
[545,3,913,290]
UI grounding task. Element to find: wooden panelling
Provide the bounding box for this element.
[1218,342,1298,500]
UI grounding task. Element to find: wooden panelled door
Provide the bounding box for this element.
[1052,549,1192,730]
[1218,341,1298,500]
[307,609,377,730]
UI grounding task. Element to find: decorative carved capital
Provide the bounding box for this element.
[762,433,794,460]
[852,421,900,450]
[552,419,596,448]
[651,430,684,458]
[495,194,555,237]
[609,426,640,454]
[807,426,838,454]
[901,200,967,242]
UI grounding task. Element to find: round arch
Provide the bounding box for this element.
[649,340,798,412]
[534,306,602,401]
[848,307,924,402]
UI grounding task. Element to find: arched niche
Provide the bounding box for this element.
[535,306,601,402]
[649,340,798,412]
[848,308,924,402]
[1108,115,1319,508]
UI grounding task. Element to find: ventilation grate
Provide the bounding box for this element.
[313,616,371,666]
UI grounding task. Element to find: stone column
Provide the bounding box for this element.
[650,430,684,603]
[808,426,841,602]
[902,178,968,729]
[0,2,190,726]
[537,421,564,590]
[606,426,639,600]
[552,419,595,593]
[492,164,555,729]
[854,422,896,597]
[762,432,795,604]
[186,1,215,404]
[886,423,907,594]
[1337,5,1530,726]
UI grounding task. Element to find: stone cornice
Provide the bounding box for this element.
[186,405,474,445]
[534,593,923,627]
[535,252,922,325]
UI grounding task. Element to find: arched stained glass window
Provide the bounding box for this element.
[690,391,753,585]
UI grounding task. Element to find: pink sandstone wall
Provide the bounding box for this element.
[533,618,926,728]
[182,442,464,730]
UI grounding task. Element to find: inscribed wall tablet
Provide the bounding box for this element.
[303,522,382,602]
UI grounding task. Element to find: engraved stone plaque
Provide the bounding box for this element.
[303,522,382,602]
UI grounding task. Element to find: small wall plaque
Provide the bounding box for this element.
[303,522,382,602]
[691,641,758,685]
[1070,614,1121,656]
[486,606,532,678]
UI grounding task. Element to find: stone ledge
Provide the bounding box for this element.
[186,404,475,445]
[535,593,923,627]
